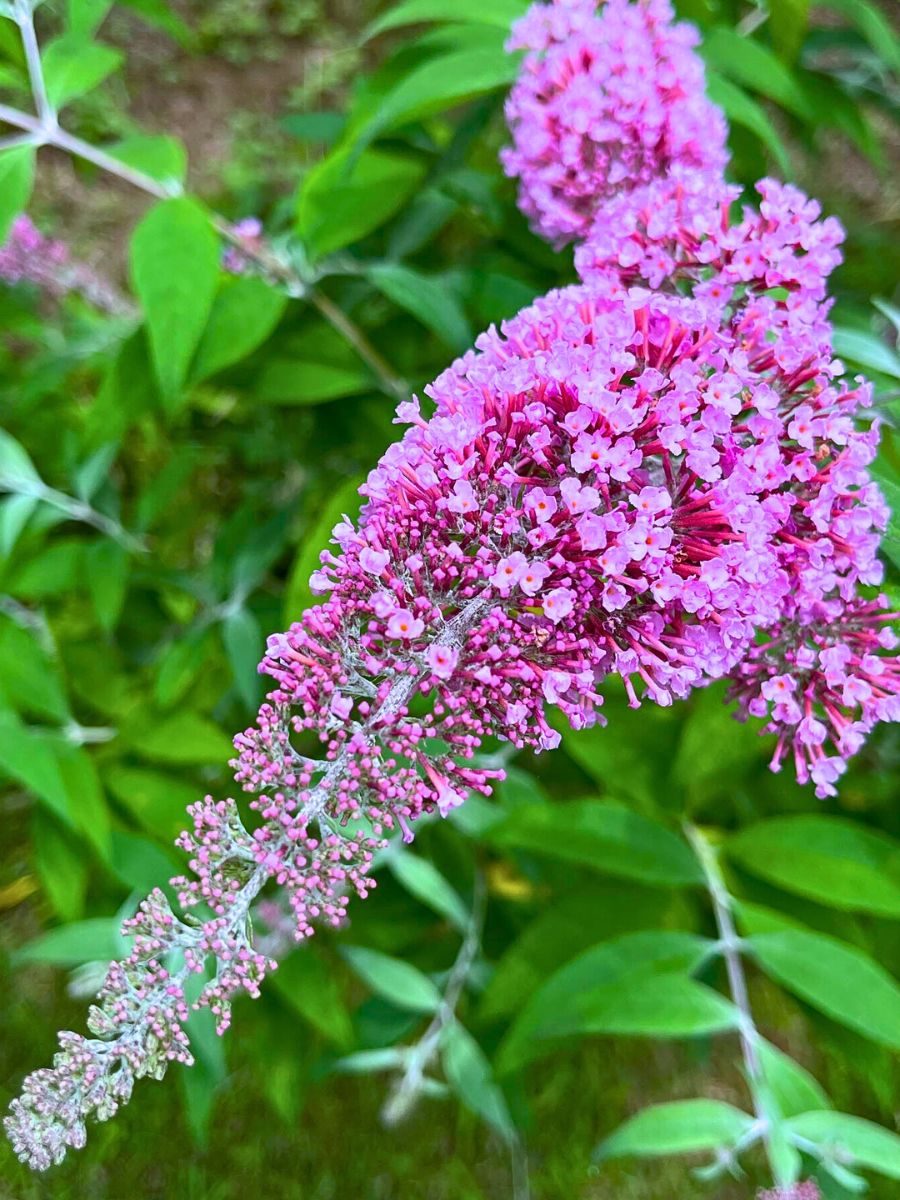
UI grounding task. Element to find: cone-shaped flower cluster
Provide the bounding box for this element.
[501,0,728,246]
[7,0,898,1174]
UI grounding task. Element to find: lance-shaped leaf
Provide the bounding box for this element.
[597,1099,755,1161]
[486,799,702,886]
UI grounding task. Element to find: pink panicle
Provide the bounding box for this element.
[502,0,729,246]
[0,215,69,291]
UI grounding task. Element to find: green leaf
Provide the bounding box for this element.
[179,972,226,1145]
[486,799,702,887]
[701,27,812,118]
[333,1048,406,1074]
[758,1040,831,1119]
[190,275,286,382]
[560,695,680,807]
[0,616,69,722]
[221,606,262,710]
[479,881,675,1021]
[10,539,85,599]
[0,710,71,824]
[54,741,111,860]
[31,809,87,921]
[672,684,769,803]
[270,948,354,1050]
[496,932,721,1072]
[119,0,193,45]
[342,945,441,1013]
[768,0,810,62]
[67,0,115,37]
[104,764,199,841]
[104,135,187,186]
[109,829,179,893]
[297,146,426,260]
[0,494,38,557]
[749,928,900,1049]
[500,973,736,1073]
[41,36,123,108]
[597,1099,754,1161]
[283,475,366,623]
[785,1111,900,1181]
[0,146,35,244]
[820,0,900,73]
[0,428,41,487]
[833,328,900,381]
[125,710,234,765]
[255,358,373,405]
[366,263,472,354]
[154,629,211,709]
[352,46,520,152]
[85,540,129,633]
[130,197,220,406]
[15,917,121,967]
[280,111,346,145]
[441,1023,515,1141]
[705,71,791,175]
[389,850,470,932]
[727,815,900,917]
[366,0,526,39]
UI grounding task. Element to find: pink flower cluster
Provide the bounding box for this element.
[7,0,898,1176]
[0,215,69,291]
[0,214,133,314]
[571,171,896,795]
[501,0,728,246]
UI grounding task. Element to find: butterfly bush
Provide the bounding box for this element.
[7,0,900,1177]
[501,0,728,246]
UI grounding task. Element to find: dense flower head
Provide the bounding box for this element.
[501,0,729,246]
[0,215,68,290]
[574,171,896,791]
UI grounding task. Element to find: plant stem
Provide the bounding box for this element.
[381,873,486,1125]
[13,0,53,127]
[686,823,788,1187]
[309,288,408,401]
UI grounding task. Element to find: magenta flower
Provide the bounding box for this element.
[502,0,729,246]
[758,1183,822,1200]
[222,216,265,274]
[0,215,69,290]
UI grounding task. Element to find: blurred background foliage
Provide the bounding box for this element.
[0,0,898,1196]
